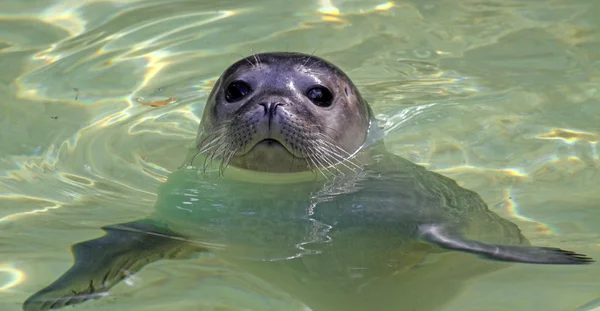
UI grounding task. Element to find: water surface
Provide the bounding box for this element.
[1,0,599,310]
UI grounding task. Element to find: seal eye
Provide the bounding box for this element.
[225,80,252,102]
[306,86,333,107]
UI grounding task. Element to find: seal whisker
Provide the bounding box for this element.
[192,119,254,174]
[219,149,237,176]
[195,123,232,152]
[310,143,340,171]
[197,132,228,154]
[317,148,352,176]
[303,127,362,168]
[298,146,320,178]
[317,141,362,171]
[254,51,261,66]
[234,52,255,67]
[307,144,341,177]
[315,134,363,163]
[203,149,218,172]
[315,138,357,160]
[188,135,218,166]
[302,49,316,67]
[192,121,243,171]
[313,132,357,157]
[203,125,235,149]
[310,156,331,180]
[302,153,319,179]
[189,129,230,168]
[319,149,358,174]
[310,134,362,172]
[310,147,336,171]
[301,145,330,180]
[206,138,234,169]
[250,48,261,67]
[201,137,232,172]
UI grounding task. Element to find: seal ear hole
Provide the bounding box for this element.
[225,80,252,103]
[345,87,349,96]
[306,86,333,107]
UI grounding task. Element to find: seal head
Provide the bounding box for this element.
[194,52,372,173]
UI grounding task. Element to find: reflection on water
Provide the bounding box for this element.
[0,0,599,310]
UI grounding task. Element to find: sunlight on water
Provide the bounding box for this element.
[1,0,599,310]
[0,263,25,291]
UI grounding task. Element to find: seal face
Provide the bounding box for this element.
[194,52,371,173]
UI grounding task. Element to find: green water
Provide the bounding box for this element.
[1,0,599,310]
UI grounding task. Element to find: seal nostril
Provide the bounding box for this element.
[259,103,269,115]
[259,102,282,117]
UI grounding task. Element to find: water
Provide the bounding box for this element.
[1,0,599,310]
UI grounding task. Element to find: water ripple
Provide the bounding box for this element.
[1,0,599,310]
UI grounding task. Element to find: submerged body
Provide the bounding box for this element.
[156,148,525,263]
[23,52,592,311]
[149,148,530,311]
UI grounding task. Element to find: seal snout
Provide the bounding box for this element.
[252,99,290,145]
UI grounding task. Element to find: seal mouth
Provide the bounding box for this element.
[258,138,282,146]
[247,138,303,159]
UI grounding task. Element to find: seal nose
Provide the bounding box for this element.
[259,102,282,117]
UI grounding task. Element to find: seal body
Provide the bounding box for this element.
[22,52,592,311]
[147,151,526,311]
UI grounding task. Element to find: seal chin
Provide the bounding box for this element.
[230,138,309,173]
[249,138,302,158]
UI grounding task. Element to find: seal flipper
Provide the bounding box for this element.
[23,220,205,311]
[419,224,594,265]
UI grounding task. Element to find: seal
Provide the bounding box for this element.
[192,52,372,174]
[22,52,593,311]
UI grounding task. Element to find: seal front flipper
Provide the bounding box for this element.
[22,220,205,311]
[419,224,594,265]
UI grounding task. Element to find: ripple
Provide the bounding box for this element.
[537,128,599,144]
[1,0,600,310]
[0,195,63,223]
[0,263,25,291]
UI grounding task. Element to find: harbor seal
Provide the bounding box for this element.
[23,52,593,311]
